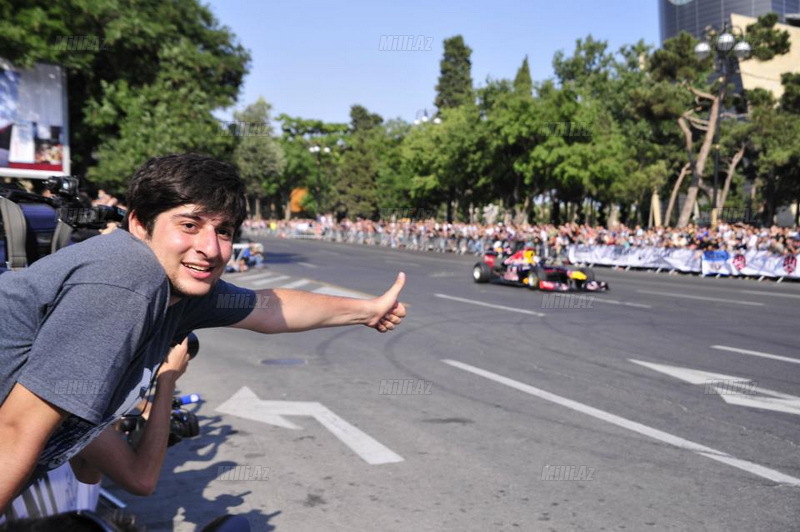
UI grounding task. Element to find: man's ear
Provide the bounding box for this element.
[128,211,148,240]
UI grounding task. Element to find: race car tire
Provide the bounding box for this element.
[527,266,546,290]
[473,262,492,283]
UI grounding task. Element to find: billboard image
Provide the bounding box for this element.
[0,59,70,179]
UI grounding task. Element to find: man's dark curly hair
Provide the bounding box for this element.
[124,153,247,235]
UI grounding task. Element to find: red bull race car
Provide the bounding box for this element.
[472,246,609,292]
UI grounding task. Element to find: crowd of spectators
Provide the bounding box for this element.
[241,217,800,259]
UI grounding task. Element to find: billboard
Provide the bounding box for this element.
[0,59,70,179]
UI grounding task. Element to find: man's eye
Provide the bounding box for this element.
[182,223,197,230]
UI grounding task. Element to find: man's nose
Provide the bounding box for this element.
[196,228,221,258]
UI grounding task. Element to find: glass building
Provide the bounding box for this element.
[660,0,800,42]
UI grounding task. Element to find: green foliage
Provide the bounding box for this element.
[4,3,795,226]
[0,0,250,187]
[648,32,710,83]
[232,98,285,201]
[780,73,800,114]
[434,35,474,110]
[745,13,791,61]
[513,56,533,98]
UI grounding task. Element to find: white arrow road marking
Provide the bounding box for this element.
[629,360,746,385]
[443,359,800,487]
[435,294,546,317]
[630,360,800,416]
[216,387,403,465]
[711,345,800,365]
[717,393,800,415]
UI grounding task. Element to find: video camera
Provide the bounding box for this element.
[0,175,126,269]
[118,333,202,448]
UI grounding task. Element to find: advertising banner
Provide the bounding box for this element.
[0,59,69,179]
[569,245,799,279]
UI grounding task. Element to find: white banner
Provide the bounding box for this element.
[568,245,799,279]
[700,250,800,279]
[568,245,701,272]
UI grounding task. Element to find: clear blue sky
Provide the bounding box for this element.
[205,0,660,125]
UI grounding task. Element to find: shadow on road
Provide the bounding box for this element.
[104,410,282,531]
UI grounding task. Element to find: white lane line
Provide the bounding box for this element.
[313,286,370,299]
[281,279,311,290]
[711,345,800,366]
[298,262,318,268]
[435,294,546,317]
[590,298,652,309]
[442,359,800,487]
[636,290,764,306]
[251,275,291,287]
[232,271,275,281]
[740,290,800,299]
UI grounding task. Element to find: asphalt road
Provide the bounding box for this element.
[115,237,800,531]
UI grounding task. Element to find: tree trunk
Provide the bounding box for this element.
[607,203,619,227]
[551,195,561,225]
[665,163,690,227]
[677,90,722,227]
[795,199,799,226]
[650,189,662,227]
[284,193,292,221]
[764,172,776,226]
[446,186,455,223]
[523,195,533,224]
[717,143,745,210]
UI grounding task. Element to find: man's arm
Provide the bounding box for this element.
[72,339,191,496]
[0,383,67,512]
[231,272,406,334]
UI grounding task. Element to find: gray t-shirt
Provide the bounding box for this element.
[0,229,256,471]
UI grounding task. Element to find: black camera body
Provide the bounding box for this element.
[118,332,201,448]
[0,175,126,269]
[168,407,200,447]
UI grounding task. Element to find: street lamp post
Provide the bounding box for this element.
[694,23,751,227]
[309,145,331,214]
[413,109,441,126]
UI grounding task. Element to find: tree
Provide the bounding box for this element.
[275,115,348,218]
[780,72,800,114]
[434,35,474,110]
[402,104,485,222]
[0,0,249,187]
[333,105,383,219]
[650,14,790,227]
[513,56,533,98]
[232,98,285,219]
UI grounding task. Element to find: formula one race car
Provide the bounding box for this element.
[472,246,608,292]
